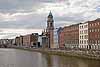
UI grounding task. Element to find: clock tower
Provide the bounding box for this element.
[46,11,54,48]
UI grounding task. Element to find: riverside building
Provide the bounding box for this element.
[58,18,100,50]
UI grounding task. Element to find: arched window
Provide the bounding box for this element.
[50,22,53,27]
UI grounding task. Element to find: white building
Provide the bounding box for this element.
[38,35,42,46]
[79,22,88,49]
[53,28,59,48]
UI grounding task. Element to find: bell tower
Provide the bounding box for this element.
[47,11,54,48]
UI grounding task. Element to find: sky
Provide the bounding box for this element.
[0,0,100,39]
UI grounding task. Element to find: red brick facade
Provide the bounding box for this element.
[58,18,100,50]
[15,33,38,47]
[63,23,80,48]
[88,19,100,49]
[23,34,31,47]
[57,28,64,48]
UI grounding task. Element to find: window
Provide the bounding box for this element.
[80,26,81,29]
[90,40,92,44]
[95,29,97,32]
[95,40,98,44]
[86,35,88,39]
[82,26,83,28]
[84,40,86,44]
[50,23,53,27]
[80,36,81,39]
[87,40,88,44]
[92,23,94,26]
[80,40,82,44]
[80,31,81,34]
[86,25,87,28]
[82,36,83,39]
[98,40,100,44]
[92,29,94,32]
[98,22,99,25]
[84,30,88,34]
[82,31,83,34]
[84,35,86,39]
[98,29,99,32]
[84,35,88,39]
[90,29,92,32]
[95,23,97,26]
[84,30,86,34]
[82,40,83,44]
[86,30,88,33]
[90,24,91,27]
[84,25,88,28]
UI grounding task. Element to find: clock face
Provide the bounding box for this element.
[48,18,53,22]
[48,17,51,20]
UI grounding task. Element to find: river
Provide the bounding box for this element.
[0,48,100,67]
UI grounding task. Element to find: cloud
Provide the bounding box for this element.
[0,29,42,39]
[0,0,100,38]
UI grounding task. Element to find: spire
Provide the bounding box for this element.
[49,11,52,16]
[48,11,53,18]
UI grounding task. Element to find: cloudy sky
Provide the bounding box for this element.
[0,0,100,39]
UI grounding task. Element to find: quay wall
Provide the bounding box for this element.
[14,47,100,61]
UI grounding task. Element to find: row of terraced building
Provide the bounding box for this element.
[15,33,39,48]
[57,18,100,50]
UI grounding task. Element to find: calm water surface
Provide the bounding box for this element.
[0,48,100,67]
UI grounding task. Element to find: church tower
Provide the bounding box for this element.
[46,11,54,48]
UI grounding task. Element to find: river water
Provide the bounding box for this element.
[0,48,100,67]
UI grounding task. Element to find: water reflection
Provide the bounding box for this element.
[0,48,100,67]
[41,52,100,67]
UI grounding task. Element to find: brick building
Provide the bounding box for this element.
[79,18,100,50]
[64,23,80,48]
[23,33,38,47]
[58,18,100,50]
[22,35,30,47]
[88,18,100,50]
[57,27,64,48]
[15,33,38,48]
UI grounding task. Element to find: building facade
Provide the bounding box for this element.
[79,22,88,49]
[64,24,80,48]
[23,33,38,47]
[41,30,48,48]
[15,37,20,46]
[19,36,23,47]
[15,33,38,48]
[53,28,59,48]
[0,39,14,48]
[57,27,64,48]
[88,19,100,50]
[57,18,100,50]
[38,35,42,47]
